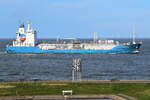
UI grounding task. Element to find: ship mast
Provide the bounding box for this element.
[132,26,135,44]
[27,21,32,31]
[132,26,136,44]
[93,32,98,43]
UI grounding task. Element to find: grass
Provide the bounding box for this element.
[0,81,150,100]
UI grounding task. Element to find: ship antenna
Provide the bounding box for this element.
[93,32,98,43]
[132,25,136,44]
[57,36,60,43]
[27,20,32,31]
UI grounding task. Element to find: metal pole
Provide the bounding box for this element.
[72,69,74,81]
[132,25,136,44]
[64,95,67,100]
[79,72,82,81]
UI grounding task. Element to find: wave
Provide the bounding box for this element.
[0,51,7,54]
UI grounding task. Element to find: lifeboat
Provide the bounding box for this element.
[20,38,26,41]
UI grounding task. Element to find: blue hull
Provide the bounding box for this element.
[6,44,141,54]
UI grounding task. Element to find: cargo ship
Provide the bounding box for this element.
[6,22,142,54]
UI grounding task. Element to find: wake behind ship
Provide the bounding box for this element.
[6,22,142,54]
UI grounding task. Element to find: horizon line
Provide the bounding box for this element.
[0,37,149,39]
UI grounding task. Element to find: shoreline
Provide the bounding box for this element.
[1,80,150,83]
[0,94,136,100]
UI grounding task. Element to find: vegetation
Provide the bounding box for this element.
[0,81,150,100]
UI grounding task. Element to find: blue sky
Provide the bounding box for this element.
[0,0,150,38]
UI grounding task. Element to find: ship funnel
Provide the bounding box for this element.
[20,24,24,28]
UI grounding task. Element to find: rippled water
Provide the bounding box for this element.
[0,39,150,81]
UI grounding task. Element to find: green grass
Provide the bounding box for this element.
[0,82,150,100]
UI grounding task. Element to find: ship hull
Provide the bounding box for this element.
[6,43,141,54]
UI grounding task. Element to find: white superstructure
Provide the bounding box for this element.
[13,22,36,46]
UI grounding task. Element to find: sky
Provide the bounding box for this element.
[0,0,150,38]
